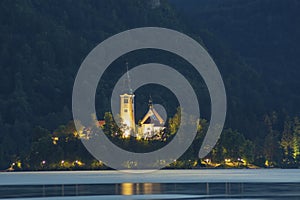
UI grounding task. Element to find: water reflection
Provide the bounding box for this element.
[144,183,161,195]
[119,183,161,195]
[120,183,133,195]
[0,182,299,199]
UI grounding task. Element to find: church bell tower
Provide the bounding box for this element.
[120,93,135,137]
[119,62,135,137]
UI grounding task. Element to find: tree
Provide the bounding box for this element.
[280,117,295,166]
[32,126,50,142]
[211,129,253,165]
[293,117,300,162]
[263,113,281,167]
[167,107,181,135]
[241,140,255,165]
[103,112,122,137]
[28,134,54,169]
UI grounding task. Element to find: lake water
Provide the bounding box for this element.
[0,169,299,199]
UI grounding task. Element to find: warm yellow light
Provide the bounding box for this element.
[265,160,269,167]
[123,130,131,138]
[74,160,84,166]
[17,161,22,168]
[121,183,133,195]
[73,131,79,137]
[193,161,198,167]
[52,137,59,144]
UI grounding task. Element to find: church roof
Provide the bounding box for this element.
[140,100,164,126]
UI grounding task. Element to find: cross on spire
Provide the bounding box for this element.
[149,95,153,108]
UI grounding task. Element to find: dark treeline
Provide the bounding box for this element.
[9,110,300,170]
[0,0,300,169]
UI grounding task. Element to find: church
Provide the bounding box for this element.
[117,63,165,139]
[119,92,165,140]
[138,98,165,139]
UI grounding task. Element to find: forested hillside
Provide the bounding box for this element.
[171,0,300,123]
[171,0,300,167]
[0,0,185,169]
[0,0,299,169]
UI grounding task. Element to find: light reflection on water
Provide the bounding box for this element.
[0,182,300,199]
[120,182,161,196]
[121,183,133,195]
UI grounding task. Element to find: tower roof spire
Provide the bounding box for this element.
[126,61,133,94]
[148,95,153,108]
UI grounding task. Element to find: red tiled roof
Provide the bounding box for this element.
[98,120,105,126]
